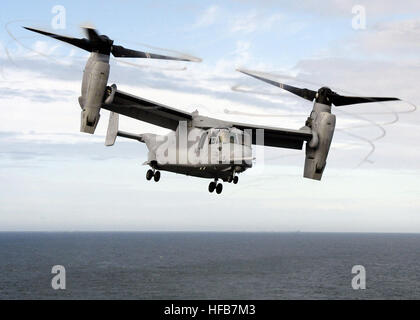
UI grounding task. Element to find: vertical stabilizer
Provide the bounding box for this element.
[105,112,119,146]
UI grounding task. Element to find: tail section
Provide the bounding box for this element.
[105,112,119,146]
[105,111,145,146]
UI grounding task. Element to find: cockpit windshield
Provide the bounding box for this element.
[219,131,232,144]
[204,129,251,146]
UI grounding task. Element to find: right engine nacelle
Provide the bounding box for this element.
[304,111,336,181]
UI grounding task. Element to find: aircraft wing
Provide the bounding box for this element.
[102,85,312,149]
[102,86,192,131]
[231,121,312,150]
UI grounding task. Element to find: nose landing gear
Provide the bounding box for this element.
[146,169,161,182]
[208,181,216,193]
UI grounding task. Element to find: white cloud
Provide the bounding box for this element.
[229,11,283,34]
[230,11,259,34]
[2,48,417,173]
[193,5,220,28]
[353,19,420,56]
[246,0,420,17]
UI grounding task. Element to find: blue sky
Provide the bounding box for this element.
[0,0,392,66]
[1,0,420,232]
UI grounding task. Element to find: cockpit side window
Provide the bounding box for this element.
[209,135,217,145]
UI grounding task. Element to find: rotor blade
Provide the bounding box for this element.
[111,45,201,62]
[331,94,400,106]
[23,27,92,52]
[82,27,101,42]
[237,69,317,102]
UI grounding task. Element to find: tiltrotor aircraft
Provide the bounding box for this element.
[26,26,401,194]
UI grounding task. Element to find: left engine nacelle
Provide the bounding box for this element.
[304,105,336,181]
[79,53,110,134]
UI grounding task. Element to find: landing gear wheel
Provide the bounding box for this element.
[216,183,223,194]
[154,171,161,182]
[208,181,216,193]
[227,176,233,183]
[233,176,239,184]
[146,169,154,181]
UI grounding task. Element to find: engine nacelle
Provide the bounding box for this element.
[304,109,336,181]
[79,53,110,134]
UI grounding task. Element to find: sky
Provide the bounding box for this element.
[1,0,420,232]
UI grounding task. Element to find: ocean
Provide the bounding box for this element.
[0,232,419,299]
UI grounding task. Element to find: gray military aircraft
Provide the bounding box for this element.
[25,26,401,194]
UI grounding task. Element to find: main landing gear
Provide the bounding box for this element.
[227,175,239,184]
[208,179,223,194]
[146,169,161,182]
[209,174,240,194]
